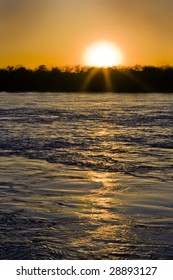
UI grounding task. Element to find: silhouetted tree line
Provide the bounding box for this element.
[0,65,173,92]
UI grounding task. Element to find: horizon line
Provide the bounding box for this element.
[1,64,173,71]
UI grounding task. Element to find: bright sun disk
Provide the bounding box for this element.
[84,41,122,67]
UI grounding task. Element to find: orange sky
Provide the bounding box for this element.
[0,0,173,68]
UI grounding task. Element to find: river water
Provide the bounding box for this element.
[0,92,172,259]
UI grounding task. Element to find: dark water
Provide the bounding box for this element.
[0,92,173,259]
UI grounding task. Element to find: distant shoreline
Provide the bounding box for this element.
[0,65,173,93]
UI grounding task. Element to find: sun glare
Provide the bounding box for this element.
[84,41,122,67]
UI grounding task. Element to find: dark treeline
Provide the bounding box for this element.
[0,65,173,92]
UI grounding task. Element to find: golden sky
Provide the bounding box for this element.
[0,0,173,68]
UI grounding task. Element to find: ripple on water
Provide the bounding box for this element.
[0,155,173,259]
[0,92,173,259]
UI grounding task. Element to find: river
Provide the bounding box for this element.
[0,92,172,259]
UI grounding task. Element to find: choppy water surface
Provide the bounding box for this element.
[0,92,173,259]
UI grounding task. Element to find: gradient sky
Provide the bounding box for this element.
[0,0,173,68]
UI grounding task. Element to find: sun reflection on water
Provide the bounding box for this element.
[69,169,131,259]
[76,170,124,227]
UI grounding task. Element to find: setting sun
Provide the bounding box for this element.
[84,41,123,67]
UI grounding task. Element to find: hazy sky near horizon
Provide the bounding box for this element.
[0,0,173,68]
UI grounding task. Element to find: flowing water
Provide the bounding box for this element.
[0,92,173,259]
